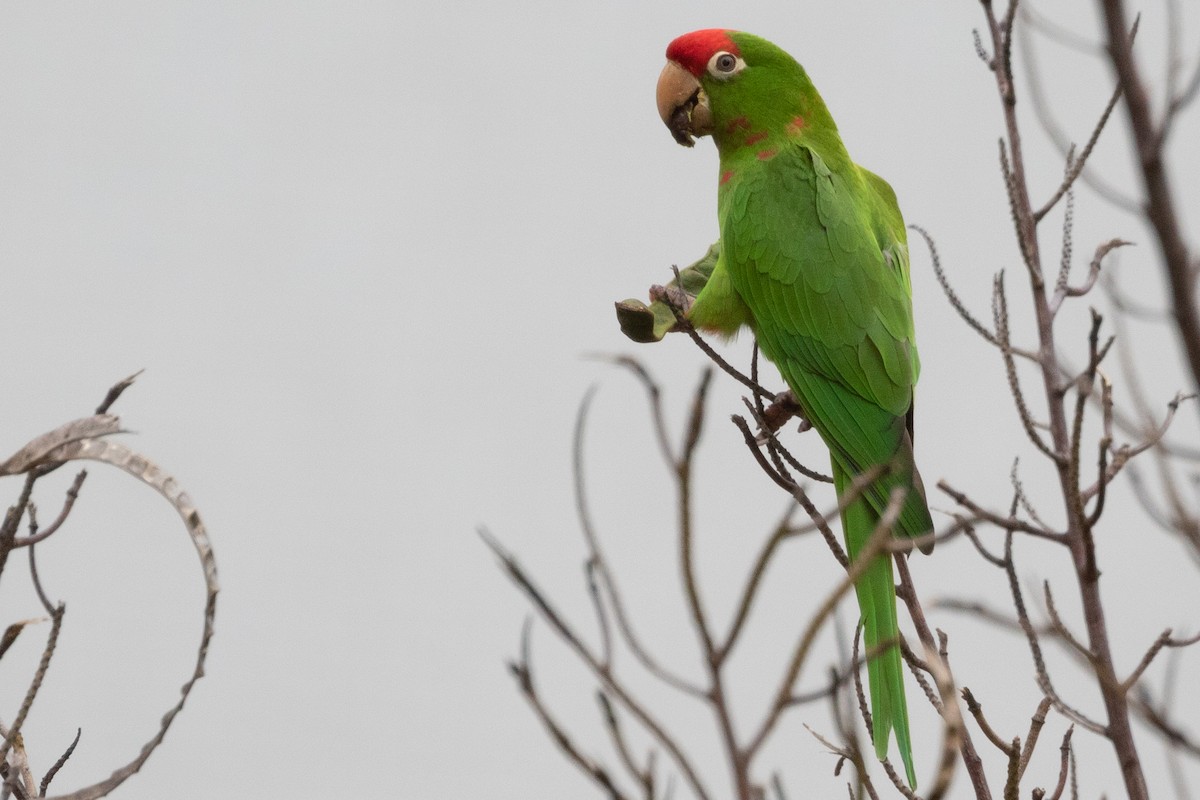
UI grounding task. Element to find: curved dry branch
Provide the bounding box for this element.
[0,424,219,800]
[573,383,705,698]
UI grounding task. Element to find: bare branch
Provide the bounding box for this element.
[0,607,62,766]
[482,529,714,800]
[923,642,963,800]
[659,286,776,402]
[911,223,1040,360]
[1002,534,1105,735]
[1081,391,1197,503]
[1121,628,1200,694]
[598,692,657,798]
[1033,79,1126,223]
[1021,5,1102,56]
[731,414,848,569]
[10,471,87,550]
[803,723,882,800]
[572,381,704,697]
[937,479,1065,542]
[1050,239,1131,316]
[894,557,994,800]
[720,506,797,659]
[507,622,634,800]
[1009,459,1053,533]
[1041,582,1094,664]
[94,370,142,415]
[1018,12,1141,213]
[741,396,833,484]
[39,727,81,798]
[596,358,675,465]
[1019,697,1054,781]
[992,273,1062,462]
[1046,726,1075,800]
[961,687,1018,757]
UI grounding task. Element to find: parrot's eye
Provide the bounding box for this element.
[707,51,745,79]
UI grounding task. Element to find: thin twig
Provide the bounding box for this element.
[720,505,797,661]
[1018,12,1141,213]
[912,224,1037,361]
[1002,534,1105,735]
[1121,628,1200,694]
[731,414,849,569]
[660,285,776,402]
[1033,82,1126,223]
[1046,726,1075,800]
[895,556,994,800]
[1041,582,1094,664]
[923,640,963,800]
[598,692,656,797]
[572,381,704,697]
[483,530,714,800]
[937,479,1065,542]
[961,687,1018,757]
[95,370,143,415]
[992,273,1061,462]
[507,622,633,800]
[10,471,87,549]
[1049,239,1131,314]
[0,606,64,765]
[1019,697,1053,780]
[39,727,81,798]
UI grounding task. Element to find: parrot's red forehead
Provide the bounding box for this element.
[666,29,739,76]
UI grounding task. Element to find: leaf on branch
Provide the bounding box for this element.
[0,618,47,662]
[615,243,719,343]
[0,416,122,476]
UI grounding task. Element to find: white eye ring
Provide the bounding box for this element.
[707,51,745,79]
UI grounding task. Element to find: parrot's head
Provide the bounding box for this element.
[656,30,816,149]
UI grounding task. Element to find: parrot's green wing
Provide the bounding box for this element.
[713,142,931,785]
[721,144,931,538]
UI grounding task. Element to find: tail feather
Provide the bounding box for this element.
[834,462,918,789]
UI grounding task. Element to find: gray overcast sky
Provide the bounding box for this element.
[0,2,1197,798]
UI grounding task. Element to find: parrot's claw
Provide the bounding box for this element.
[648,283,693,316]
[753,391,806,444]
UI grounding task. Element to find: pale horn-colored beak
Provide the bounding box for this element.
[656,61,712,147]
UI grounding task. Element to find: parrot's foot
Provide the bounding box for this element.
[649,283,693,316]
[753,391,808,444]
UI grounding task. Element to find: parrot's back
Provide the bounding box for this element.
[718,141,932,541]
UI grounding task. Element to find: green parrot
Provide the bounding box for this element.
[654,29,932,786]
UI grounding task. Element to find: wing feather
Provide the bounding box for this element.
[721,143,930,537]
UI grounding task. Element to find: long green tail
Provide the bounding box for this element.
[833,462,916,788]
